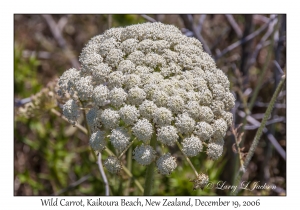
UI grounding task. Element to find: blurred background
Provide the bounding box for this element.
[14,14,286,196]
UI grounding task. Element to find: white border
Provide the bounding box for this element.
[3,0,296,209]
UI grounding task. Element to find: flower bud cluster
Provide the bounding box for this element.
[58,22,235,176]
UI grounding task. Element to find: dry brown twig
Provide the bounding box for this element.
[231,124,246,168]
[42,14,80,69]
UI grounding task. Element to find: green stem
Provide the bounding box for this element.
[80,100,91,137]
[176,140,198,177]
[231,74,286,195]
[124,146,133,195]
[143,134,157,195]
[118,139,135,159]
[104,147,144,194]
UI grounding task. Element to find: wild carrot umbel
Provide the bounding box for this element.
[57,22,235,195]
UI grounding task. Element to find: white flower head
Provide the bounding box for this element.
[153,107,174,127]
[175,112,195,135]
[107,71,124,89]
[120,38,139,55]
[89,131,106,152]
[110,127,130,152]
[58,22,235,177]
[93,85,109,107]
[223,92,236,111]
[99,37,119,57]
[210,100,225,116]
[100,108,120,129]
[182,136,203,157]
[212,119,228,139]
[104,156,122,174]
[91,63,111,84]
[63,99,79,125]
[192,173,209,190]
[194,121,214,141]
[138,100,158,120]
[127,86,146,106]
[138,39,157,54]
[221,111,233,127]
[132,119,153,143]
[198,106,214,123]
[124,74,141,90]
[117,60,135,74]
[119,105,140,126]
[86,107,102,133]
[152,91,168,107]
[156,153,177,175]
[75,76,93,101]
[127,51,145,65]
[133,144,156,165]
[185,101,201,120]
[207,142,223,160]
[58,68,80,97]
[105,49,124,68]
[167,95,184,114]
[109,87,127,108]
[157,125,178,146]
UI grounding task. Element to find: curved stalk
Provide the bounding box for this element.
[231,74,285,195]
[176,140,198,177]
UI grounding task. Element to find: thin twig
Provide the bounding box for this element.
[215,16,277,60]
[57,16,69,32]
[180,14,212,55]
[54,174,92,195]
[141,14,156,23]
[253,15,270,24]
[225,15,242,38]
[176,136,198,177]
[244,116,285,130]
[15,97,32,107]
[248,15,279,113]
[258,101,286,109]
[42,14,80,69]
[98,153,109,196]
[118,140,135,159]
[22,50,51,59]
[238,111,286,160]
[50,108,88,134]
[195,14,206,35]
[232,75,286,195]
[240,101,286,109]
[273,60,284,75]
[247,15,277,69]
[231,125,244,167]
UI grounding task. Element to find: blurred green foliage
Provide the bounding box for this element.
[14,45,42,98]
[112,14,146,27]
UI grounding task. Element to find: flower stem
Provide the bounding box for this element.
[176,140,198,177]
[118,139,135,159]
[79,100,91,137]
[143,134,157,195]
[231,74,286,195]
